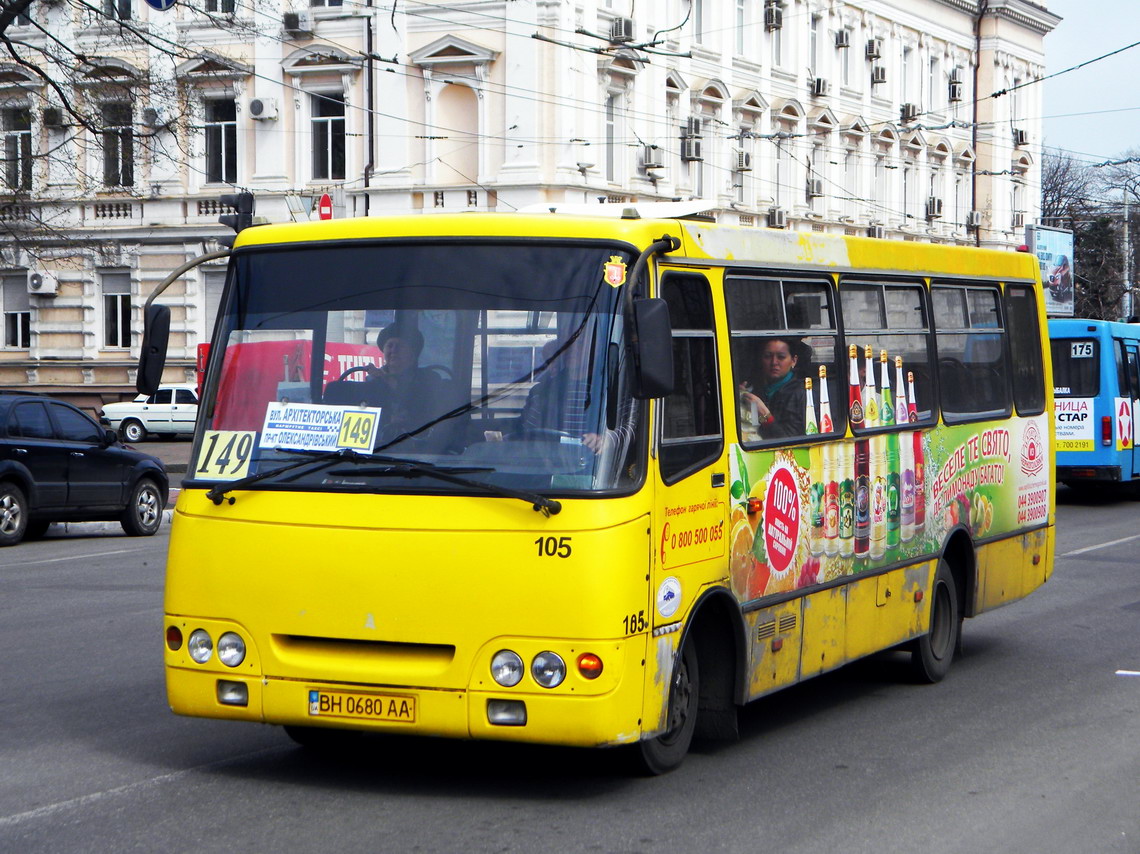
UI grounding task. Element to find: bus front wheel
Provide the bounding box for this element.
[909,559,960,683]
[636,637,699,775]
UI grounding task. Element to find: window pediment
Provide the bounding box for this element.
[283,46,361,77]
[175,52,252,82]
[409,34,499,69]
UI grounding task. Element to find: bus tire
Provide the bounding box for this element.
[636,637,699,775]
[909,558,960,683]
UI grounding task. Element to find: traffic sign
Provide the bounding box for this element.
[317,193,333,221]
[144,0,177,10]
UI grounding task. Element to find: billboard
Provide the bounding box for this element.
[1028,225,1075,317]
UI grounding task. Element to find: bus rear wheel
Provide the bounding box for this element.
[636,637,699,775]
[909,559,960,683]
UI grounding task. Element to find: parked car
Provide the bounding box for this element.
[0,393,169,546]
[100,384,199,442]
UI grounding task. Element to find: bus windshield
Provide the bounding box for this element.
[193,241,644,496]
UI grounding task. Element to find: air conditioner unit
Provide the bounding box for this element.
[27,271,58,296]
[764,3,782,31]
[1012,211,1025,229]
[141,106,167,129]
[42,107,65,129]
[949,82,964,103]
[1013,128,1028,147]
[807,178,824,199]
[867,224,886,239]
[283,9,313,36]
[684,116,702,138]
[949,67,963,85]
[811,77,829,97]
[609,16,635,44]
[835,29,850,49]
[680,137,703,162]
[926,197,944,219]
[642,144,664,170]
[249,97,279,121]
[736,150,753,172]
[966,210,982,230]
[768,207,787,229]
[866,38,882,60]
[871,65,887,85]
[900,103,919,122]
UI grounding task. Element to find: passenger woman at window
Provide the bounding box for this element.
[739,336,807,439]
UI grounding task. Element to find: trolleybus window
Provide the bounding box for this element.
[1049,338,1099,397]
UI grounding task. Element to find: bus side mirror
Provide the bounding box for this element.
[137,303,171,396]
[632,298,674,399]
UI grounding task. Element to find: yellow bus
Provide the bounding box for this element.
[151,205,1053,773]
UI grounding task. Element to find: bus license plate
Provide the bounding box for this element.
[308,690,416,723]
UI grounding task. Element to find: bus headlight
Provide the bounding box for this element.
[491,650,524,687]
[187,629,213,664]
[217,632,246,667]
[531,651,566,688]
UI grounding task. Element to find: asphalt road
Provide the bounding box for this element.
[1,488,1137,853]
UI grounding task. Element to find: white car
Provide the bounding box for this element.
[101,385,199,442]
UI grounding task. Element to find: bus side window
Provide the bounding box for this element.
[659,274,722,484]
[726,275,843,444]
[931,284,1011,422]
[839,281,934,428]
[1004,285,1046,415]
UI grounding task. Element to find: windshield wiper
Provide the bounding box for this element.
[330,463,562,517]
[203,448,441,505]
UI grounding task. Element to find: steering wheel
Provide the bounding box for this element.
[423,363,453,381]
[335,365,376,382]
[514,427,577,442]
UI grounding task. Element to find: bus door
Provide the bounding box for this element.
[1122,342,1140,478]
[651,272,728,699]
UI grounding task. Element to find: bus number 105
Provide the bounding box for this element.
[534,536,572,558]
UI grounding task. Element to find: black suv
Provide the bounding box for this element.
[0,393,169,546]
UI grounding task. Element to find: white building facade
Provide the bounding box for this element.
[0,0,1060,404]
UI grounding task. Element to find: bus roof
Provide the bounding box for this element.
[231,212,1040,282]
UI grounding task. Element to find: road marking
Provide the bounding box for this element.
[1116,670,1140,677]
[4,547,150,568]
[0,746,287,829]
[1061,533,1140,557]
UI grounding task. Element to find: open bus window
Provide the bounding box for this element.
[725,276,844,445]
[839,282,933,429]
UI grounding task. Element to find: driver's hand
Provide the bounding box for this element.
[582,432,605,453]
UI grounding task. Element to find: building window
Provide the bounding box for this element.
[206,0,236,13]
[311,92,345,180]
[735,0,745,54]
[3,107,32,192]
[809,15,820,71]
[692,0,705,44]
[772,20,783,67]
[101,103,134,187]
[929,57,940,111]
[102,270,131,349]
[2,272,30,349]
[103,0,131,20]
[309,0,343,6]
[840,31,851,86]
[604,93,618,182]
[12,3,31,26]
[204,99,237,184]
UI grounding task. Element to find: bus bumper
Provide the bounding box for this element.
[165,637,648,748]
[1057,464,1121,484]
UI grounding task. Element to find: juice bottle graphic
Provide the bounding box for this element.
[896,357,915,543]
[865,347,885,560]
[845,346,863,558]
[881,351,900,554]
[854,437,870,557]
[908,370,926,537]
[804,376,818,435]
[819,367,839,556]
